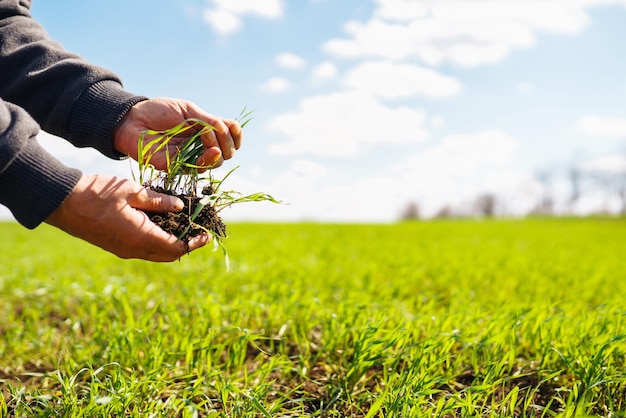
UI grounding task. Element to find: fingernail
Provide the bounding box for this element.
[171,197,184,211]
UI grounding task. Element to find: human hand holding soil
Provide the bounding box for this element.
[113,98,243,170]
[45,174,210,262]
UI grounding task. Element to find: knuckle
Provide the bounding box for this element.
[151,195,165,208]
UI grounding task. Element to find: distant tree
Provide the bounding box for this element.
[400,201,421,220]
[616,150,626,215]
[531,168,555,216]
[612,169,626,215]
[473,193,497,217]
[585,158,626,215]
[434,205,454,219]
[529,197,554,216]
[568,168,581,213]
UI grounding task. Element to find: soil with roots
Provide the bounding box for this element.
[145,186,227,243]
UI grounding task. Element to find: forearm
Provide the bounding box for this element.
[0,100,81,228]
[0,0,146,158]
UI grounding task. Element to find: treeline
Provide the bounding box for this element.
[400,159,626,220]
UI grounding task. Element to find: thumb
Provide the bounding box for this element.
[130,188,184,213]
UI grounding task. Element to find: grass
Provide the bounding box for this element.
[1,218,626,416]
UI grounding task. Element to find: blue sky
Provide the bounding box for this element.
[12,0,626,221]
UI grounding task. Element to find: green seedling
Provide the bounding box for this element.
[136,107,254,193]
[133,108,279,263]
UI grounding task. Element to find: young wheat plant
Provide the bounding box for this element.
[133,108,279,265]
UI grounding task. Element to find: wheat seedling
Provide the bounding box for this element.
[133,109,279,265]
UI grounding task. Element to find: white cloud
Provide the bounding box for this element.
[218,159,337,222]
[291,159,327,178]
[203,0,285,35]
[276,52,307,70]
[581,155,626,173]
[343,61,462,99]
[225,129,529,222]
[36,131,131,177]
[210,0,284,18]
[322,0,619,67]
[224,165,406,222]
[270,161,327,197]
[388,129,527,215]
[258,77,291,93]
[324,20,417,61]
[266,90,428,157]
[282,175,404,222]
[202,9,242,35]
[374,0,432,21]
[430,115,445,129]
[311,61,339,82]
[396,129,518,180]
[38,131,98,163]
[578,115,626,137]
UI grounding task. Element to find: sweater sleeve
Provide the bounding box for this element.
[0,0,148,228]
[0,99,82,228]
[0,0,147,158]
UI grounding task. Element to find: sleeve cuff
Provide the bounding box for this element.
[0,138,81,229]
[68,80,148,159]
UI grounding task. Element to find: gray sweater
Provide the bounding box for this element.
[0,0,146,228]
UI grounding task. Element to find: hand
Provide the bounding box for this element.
[45,175,210,262]
[113,98,243,170]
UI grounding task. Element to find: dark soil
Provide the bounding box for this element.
[146,186,227,243]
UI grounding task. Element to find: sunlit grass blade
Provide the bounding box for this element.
[235,106,255,128]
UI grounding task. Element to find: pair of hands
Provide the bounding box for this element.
[45,98,242,262]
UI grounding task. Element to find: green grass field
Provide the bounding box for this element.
[1,218,626,417]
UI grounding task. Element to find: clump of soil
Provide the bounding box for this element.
[146,186,227,243]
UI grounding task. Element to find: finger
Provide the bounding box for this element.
[136,229,189,262]
[179,102,238,159]
[99,207,187,262]
[126,196,209,260]
[201,121,236,160]
[128,188,184,213]
[223,119,243,150]
[216,130,236,160]
[195,147,223,172]
[186,233,211,251]
[142,241,189,262]
[142,231,210,261]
